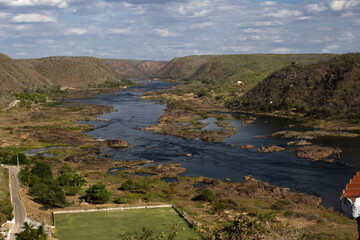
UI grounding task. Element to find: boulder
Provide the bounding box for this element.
[106,139,131,149]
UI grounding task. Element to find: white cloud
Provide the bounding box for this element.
[189,22,213,29]
[0,12,10,19]
[109,28,132,35]
[244,28,262,33]
[261,1,277,6]
[223,46,254,52]
[0,0,68,8]
[322,44,339,53]
[10,14,57,23]
[271,48,291,53]
[65,28,88,35]
[266,9,302,18]
[155,28,177,37]
[306,4,327,13]
[329,0,359,11]
[298,16,312,20]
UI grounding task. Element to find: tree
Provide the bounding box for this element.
[19,167,38,187]
[85,182,111,204]
[30,178,67,209]
[16,222,47,240]
[57,173,85,187]
[31,161,52,179]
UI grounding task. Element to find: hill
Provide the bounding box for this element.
[103,59,167,78]
[0,53,51,91]
[227,53,360,119]
[155,55,216,79]
[155,54,335,91]
[19,57,126,88]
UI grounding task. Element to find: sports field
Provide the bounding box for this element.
[53,207,197,240]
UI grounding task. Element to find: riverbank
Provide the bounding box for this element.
[0,84,358,239]
[142,82,360,163]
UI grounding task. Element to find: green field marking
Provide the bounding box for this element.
[53,207,197,240]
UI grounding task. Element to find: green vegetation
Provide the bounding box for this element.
[19,162,67,209]
[0,167,13,224]
[85,182,111,204]
[0,151,29,165]
[228,53,360,120]
[16,222,47,240]
[120,179,151,193]
[155,54,335,98]
[53,207,196,240]
[193,189,217,202]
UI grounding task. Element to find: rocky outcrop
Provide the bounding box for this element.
[105,139,132,149]
[296,145,341,161]
[240,145,256,149]
[273,130,360,140]
[125,163,186,177]
[258,145,285,153]
[287,140,312,146]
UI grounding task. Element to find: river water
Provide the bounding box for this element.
[73,80,360,210]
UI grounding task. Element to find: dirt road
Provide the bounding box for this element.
[7,166,26,240]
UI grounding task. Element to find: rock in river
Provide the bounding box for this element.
[258,145,285,153]
[106,139,132,149]
[296,145,341,161]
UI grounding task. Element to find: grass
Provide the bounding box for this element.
[53,207,197,240]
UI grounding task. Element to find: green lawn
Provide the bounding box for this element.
[53,207,197,240]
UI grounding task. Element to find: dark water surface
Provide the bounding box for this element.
[73,80,359,210]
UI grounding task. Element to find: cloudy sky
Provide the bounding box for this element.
[0,0,359,60]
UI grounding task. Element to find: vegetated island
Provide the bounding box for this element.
[0,52,358,239]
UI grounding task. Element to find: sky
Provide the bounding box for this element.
[0,0,359,60]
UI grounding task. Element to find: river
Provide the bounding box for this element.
[73,80,359,210]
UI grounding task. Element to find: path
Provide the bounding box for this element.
[4,100,20,111]
[7,166,26,240]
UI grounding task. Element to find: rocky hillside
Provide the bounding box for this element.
[19,56,125,88]
[103,59,167,78]
[0,53,51,91]
[155,54,335,90]
[227,53,360,119]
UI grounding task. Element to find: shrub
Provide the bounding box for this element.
[270,199,291,211]
[114,197,129,204]
[193,189,217,202]
[85,182,111,204]
[120,180,150,193]
[214,199,238,211]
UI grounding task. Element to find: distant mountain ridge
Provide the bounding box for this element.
[154,54,336,90]
[227,53,360,119]
[18,56,126,88]
[103,59,167,78]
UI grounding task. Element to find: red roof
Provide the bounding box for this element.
[341,172,360,202]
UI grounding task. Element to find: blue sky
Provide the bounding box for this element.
[0,0,359,60]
